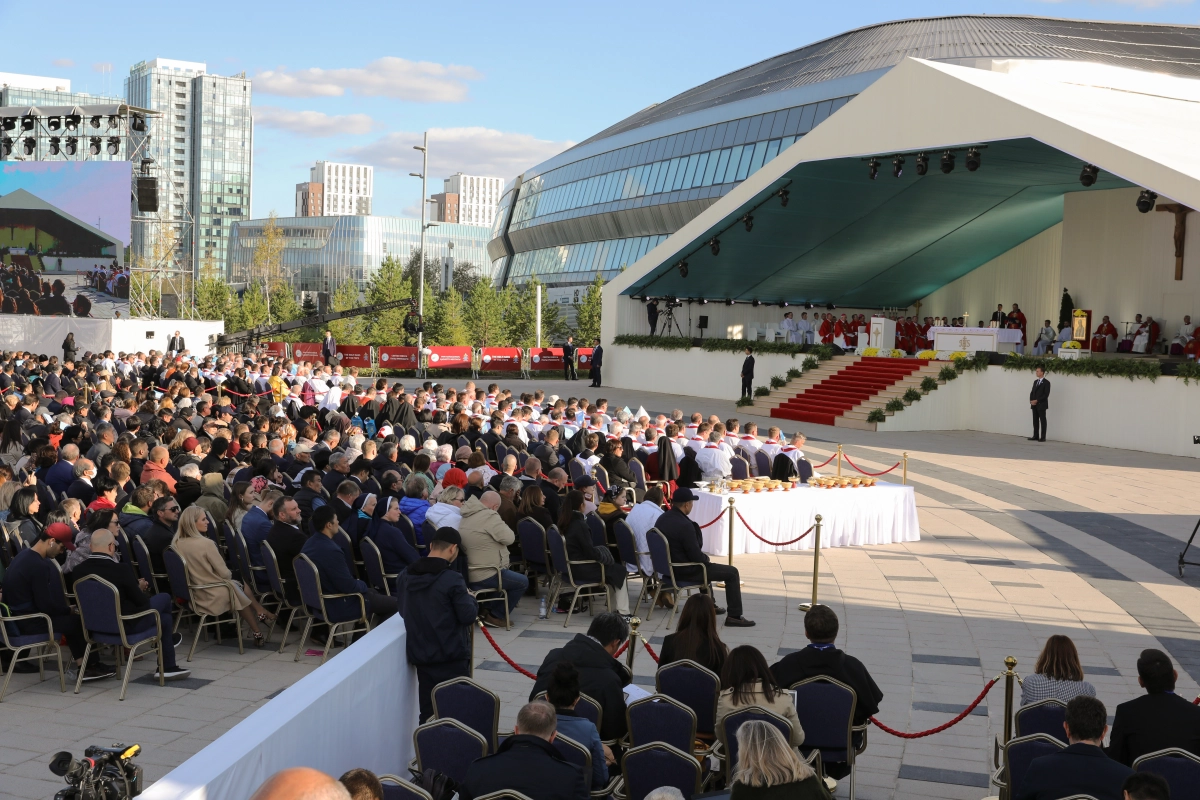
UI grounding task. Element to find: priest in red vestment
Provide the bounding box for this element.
[1091,316,1118,352]
[1010,304,1028,351]
[833,314,849,347]
[819,314,834,344]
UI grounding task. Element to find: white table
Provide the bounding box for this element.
[688,483,920,556]
[929,326,1023,353]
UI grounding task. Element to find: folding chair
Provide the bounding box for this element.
[622,742,701,800]
[1133,748,1200,800]
[754,450,771,479]
[472,793,535,800]
[592,464,610,494]
[293,553,370,665]
[164,545,244,661]
[459,550,511,630]
[645,528,706,626]
[656,659,721,741]
[421,519,437,548]
[73,575,165,700]
[230,528,270,595]
[613,519,654,614]
[378,776,433,800]
[360,536,397,595]
[0,603,65,701]
[569,458,587,485]
[495,441,510,466]
[720,706,795,782]
[1015,698,1068,742]
[261,542,306,653]
[991,733,1065,800]
[730,455,750,480]
[395,513,421,554]
[792,676,866,800]
[413,718,488,785]
[517,517,550,587]
[334,530,361,579]
[554,733,622,798]
[627,694,696,751]
[628,457,649,494]
[546,526,611,628]
[585,512,607,548]
[131,534,165,595]
[431,677,501,753]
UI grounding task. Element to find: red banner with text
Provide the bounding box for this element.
[378,346,420,369]
[425,346,473,369]
[479,347,523,372]
[335,345,372,368]
[576,348,595,367]
[530,348,564,370]
[291,343,324,364]
[263,342,288,359]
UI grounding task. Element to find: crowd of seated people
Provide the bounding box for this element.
[83,261,130,299]
[0,264,94,316]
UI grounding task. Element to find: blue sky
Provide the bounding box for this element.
[4,0,1197,222]
[0,162,131,245]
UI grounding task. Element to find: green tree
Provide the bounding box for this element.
[195,275,231,321]
[366,256,414,345]
[250,213,286,320]
[464,277,510,347]
[328,280,365,345]
[506,277,567,347]
[426,287,469,346]
[573,273,604,343]
[240,282,269,329]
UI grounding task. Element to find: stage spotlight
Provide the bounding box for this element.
[1,138,11,157]
[700,298,709,305]
[965,147,982,172]
[65,114,80,131]
[22,137,35,156]
[826,302,836,311]
[107,115,119,130]
[1,117,14,132]
[804,302,813,309]
[106,137,120,156]
[90,115,102,129]
[940,151,955,174]
[915,153,929,176]
[752,299,761,307]
[777,188,789,207]
[88,137,102,156]
[131,114,146,132]
[1136,189,1158,213]
[779,301,789,308]
[1079,164,1099,188]
[21,115,35,132]
[48,137,61,156]
[892,156,905,178]
[742,214,753,232]
[47,117,62,132]
[709,237,720,256]
[676,260,689,278]
[725,298,734,306]
[64,137,78,156]
[868,158,880,180]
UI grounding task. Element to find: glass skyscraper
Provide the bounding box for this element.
[125,58,252,278]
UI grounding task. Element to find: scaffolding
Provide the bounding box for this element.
[127,123,194,320]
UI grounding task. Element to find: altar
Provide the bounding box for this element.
[688,483,920,557]
[929,326,1024,353]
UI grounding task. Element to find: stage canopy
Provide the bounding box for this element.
[0,187,125,253]
[607,57,1200,309]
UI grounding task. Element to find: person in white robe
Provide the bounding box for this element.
[797,313,815,344]
[696,432,733,479]
[1033,321,1057,356]
[1054,324,1073,354]
[623,493,664,575]
[1173,315,1196,348]
[782,312,800,344]
[759,427,784,461]
[1132,316,1157,354]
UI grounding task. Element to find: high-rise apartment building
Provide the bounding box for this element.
[429,191,460,223]
[297,161,372,216]
[442,173,502,227]
[125,58,252,277]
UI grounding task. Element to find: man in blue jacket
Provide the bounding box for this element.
[396,526,478,722]
[301,506,398,623]
[1016,695,1132,800]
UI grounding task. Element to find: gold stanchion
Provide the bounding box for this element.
[1002,655,1017,746]
[726,496,736,567]
[469,623,475,678]
[797,514,823,611]
[836,444,843,477]
[625,616,641,673]
[902,452,908,485]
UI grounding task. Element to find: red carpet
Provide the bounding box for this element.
[771,358,923,425]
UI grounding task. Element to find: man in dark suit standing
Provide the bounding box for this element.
[1017,696,1132,800]
[589,339,603,387]
[167,331,185,356]
[322,329,338,365]
[562,336,577,381]
[1029,367,1050,442]
[991,304,1008,326]
[1108,648,1200,766]
[741,347,755,398]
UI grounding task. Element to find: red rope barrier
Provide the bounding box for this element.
[698,510,726,529]
[735,510,814,547]
[869,679,997,739]
[614,639,629,657]
[843,454,900,477]
[643,640,659,664]
[477,622,538,679]
[812,452,837,468]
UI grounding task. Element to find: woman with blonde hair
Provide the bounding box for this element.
[1021,634,1096,705]
[730,720,830,800]
[172,506,274,647]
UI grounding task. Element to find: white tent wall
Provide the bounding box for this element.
[0,317,223,357]
[110,319,224,357]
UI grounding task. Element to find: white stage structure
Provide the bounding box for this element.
[141,615,417,800]
[0,316,223,356]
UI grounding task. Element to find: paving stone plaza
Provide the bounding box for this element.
[4,379,1196,800]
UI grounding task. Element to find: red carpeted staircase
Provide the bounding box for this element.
[772,357,924,426]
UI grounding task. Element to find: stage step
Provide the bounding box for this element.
[770,357,942,430]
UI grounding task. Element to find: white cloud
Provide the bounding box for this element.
[254,106,378,137]
[52,58,75,69]
[339,127,575,180]
[92,61,113,73]
[254,57,483,103]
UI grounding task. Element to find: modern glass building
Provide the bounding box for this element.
[489,15,1200,291]
[227,215,492,295]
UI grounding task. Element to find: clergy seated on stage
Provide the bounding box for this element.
[1034,320,1057,356]
[696,431,733,479]
[1132,315,1161,354]
[1054,324,1074,354]
[1171,315,1196,355]
[818,313,834,345]
[833,313,850,348]
[1119,314,1144,352]
[1091,315,1119,353]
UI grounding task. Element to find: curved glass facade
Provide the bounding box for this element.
[506,234,669,283]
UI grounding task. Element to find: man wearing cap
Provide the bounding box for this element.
[395,527,478,722]
[654,488,755,627]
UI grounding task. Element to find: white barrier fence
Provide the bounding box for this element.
[141,615,417,800]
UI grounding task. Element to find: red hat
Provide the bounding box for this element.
[45,522,75,550]
[441,467,468,489]
[183,437,200,452]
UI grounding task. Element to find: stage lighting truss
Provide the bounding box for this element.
[865,146,986,179]
[1,108,146,161]
[1136,189,1158,213]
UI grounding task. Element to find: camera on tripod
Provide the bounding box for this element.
[663,297,683,310]
[50,744,144,800]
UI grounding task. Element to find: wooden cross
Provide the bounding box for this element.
[1157,203,1193,280]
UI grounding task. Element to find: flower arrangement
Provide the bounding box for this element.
[917,350,938,359]
[948,351,970,360]
[861,347,880,357]
[1061,340,1082,350]
[891,349,906,358]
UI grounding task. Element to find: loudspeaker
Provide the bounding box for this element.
[698,315,709,329]
[136,177,158,212]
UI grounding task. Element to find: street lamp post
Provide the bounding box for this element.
[409,132,429,362]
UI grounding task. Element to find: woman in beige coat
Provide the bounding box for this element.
[172,506,274,647]
[717,645,805,748]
